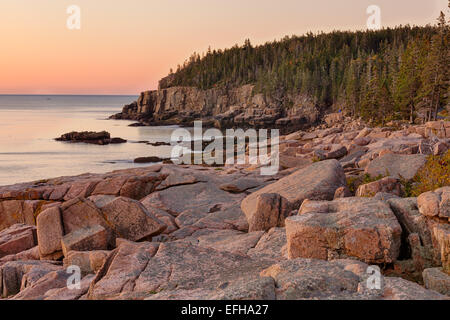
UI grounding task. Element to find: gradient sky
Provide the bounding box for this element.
[0,0,448,95]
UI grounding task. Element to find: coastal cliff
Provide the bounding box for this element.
[110,84,321,133]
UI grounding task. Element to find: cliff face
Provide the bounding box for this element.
[111,84,321,133]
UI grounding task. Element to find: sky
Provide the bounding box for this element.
[0,0,448,95]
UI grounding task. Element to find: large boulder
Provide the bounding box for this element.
[417,187,449,219]
[365,153,427,180]
[356,177,402,197]
[286,198,402,264]
[61,225,108,257]
[97,197,166,241]
[36,207,64,260]
[61,197,113,244]
[241,160,346,221]
[246,193,292,232]
[0,224,37,259]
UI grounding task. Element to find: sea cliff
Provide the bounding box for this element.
[110,84,321,133]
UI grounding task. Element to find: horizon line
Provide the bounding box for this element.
[0,93,140,96]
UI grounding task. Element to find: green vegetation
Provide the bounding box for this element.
[163,9,449,125]
[410,150,450,196]
[362,173,385,184]
[346,176,359,195]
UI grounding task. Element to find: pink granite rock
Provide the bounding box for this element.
[36,207,64,259]
[286,198,402,264]
[0,224,37,259]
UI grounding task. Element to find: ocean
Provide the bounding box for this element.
[0,95,183,186]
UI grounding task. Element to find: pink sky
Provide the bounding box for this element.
[0,0,447,95]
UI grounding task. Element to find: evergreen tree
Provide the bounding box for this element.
[419,11,449,120]
[394,40,424,122]
[160,21,448,124]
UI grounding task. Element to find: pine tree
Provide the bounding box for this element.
[395,40,424,122]
[419,11,449,120]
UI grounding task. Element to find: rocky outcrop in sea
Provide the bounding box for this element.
[55,131,127,145]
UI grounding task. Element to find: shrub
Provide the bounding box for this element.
[410,150,450,197]
[346,176,359,194]
[362,173,385,184]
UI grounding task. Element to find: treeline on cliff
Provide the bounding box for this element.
[162,11,449,125]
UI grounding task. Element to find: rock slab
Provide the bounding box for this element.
[286,198,402,264]
[241,160,346,221]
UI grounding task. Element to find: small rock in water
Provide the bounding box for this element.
[134,156,168,163]
[55,131,127,145]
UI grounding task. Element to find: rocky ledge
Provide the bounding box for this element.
[55,131,127,145]
[0,117,449,300]
[109,85,321,133]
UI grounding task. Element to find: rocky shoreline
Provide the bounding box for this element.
[0,115,449,300]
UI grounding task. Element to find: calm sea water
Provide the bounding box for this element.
[0,95,183,186]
